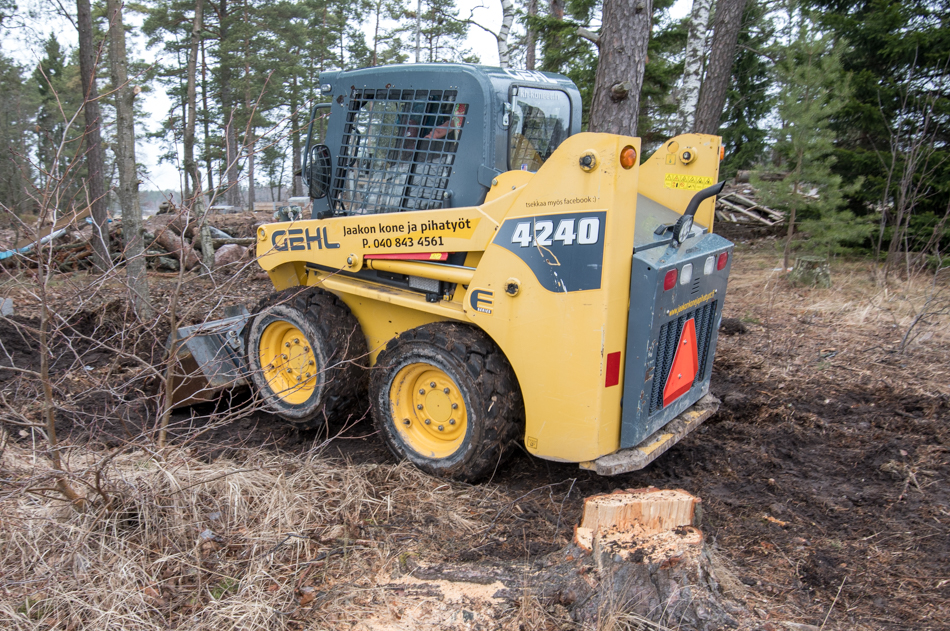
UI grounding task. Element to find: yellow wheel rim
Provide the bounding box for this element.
[390,363,468,459]
[258,320,317,405]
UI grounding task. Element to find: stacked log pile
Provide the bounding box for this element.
[2,211,257,273]
[715,183,785,226]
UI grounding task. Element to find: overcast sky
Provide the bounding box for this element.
[4,0,690,193]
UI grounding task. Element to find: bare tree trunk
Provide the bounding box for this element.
[291,74,302,198]
[497,0,514,68]
[242,0,255,212]
[76,0,110,272]
[526,0,537,70]
[107,0,152,320]
[219,0,241,208]
[540,0,565,73]
[675,0,715,134]
[224,117,240,207]
[246,133,255,210]
[588,0,652,136]
[414,0,422,63]
[693,0,747,134]
[201,40,214,195]
[184,0,204,200]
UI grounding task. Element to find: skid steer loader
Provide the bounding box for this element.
[170,63,733,481]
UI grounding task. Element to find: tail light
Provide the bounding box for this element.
[704,255,715,276]
[663,269,677,291]
[717,252,729,271]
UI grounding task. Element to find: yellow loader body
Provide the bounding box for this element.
[255,132,722,464]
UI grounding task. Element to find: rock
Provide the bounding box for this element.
[157,256,180,271]
[720,318,748,336]
[214,244,247,268]
[1,297,13,317]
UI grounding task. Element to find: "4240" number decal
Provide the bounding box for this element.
[510,217,600,248]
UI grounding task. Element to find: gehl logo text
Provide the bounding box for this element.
[272,227,341,252]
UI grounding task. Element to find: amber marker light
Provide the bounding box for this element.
[620,145,637,169]
[720,146,725,161]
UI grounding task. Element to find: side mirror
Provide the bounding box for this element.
[307,144,332,199]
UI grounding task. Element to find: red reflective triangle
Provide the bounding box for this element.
[663,318,699,407]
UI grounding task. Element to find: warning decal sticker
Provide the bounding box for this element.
[664,173,713,191]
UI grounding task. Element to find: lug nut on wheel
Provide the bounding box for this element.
[443,387,450,394]
[403,419,410,426]
[449,419,455,425]
[417,404,423,410]
[451,403,458,409]
[419,389,426,395]
[424,419,431,425]
[430,381,436,388]
[438,425,444,431]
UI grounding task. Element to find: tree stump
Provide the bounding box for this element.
[381,488,742,630]
[789,255,831,288]
[535,488,737,629]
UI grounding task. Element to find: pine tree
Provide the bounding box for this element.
[33,36,81,189]
[719,0,771,178]
[803,0,950,270]
[751,19,868,270]
[638,0,688,146]
[0,54,37,215]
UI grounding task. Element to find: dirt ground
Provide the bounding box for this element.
[1,228,948,630]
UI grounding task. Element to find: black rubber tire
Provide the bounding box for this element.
[371,322,524,482]
[245,287,367,427]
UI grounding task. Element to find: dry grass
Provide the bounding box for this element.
[722,248,950,399]
[0,438,552,630]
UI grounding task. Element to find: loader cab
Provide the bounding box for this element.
[303,64,582,219]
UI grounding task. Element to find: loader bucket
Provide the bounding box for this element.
[167,307,250,409]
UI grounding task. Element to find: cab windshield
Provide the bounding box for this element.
[508,87,571,172]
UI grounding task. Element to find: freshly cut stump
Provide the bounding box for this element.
[373,488,741,630]
[536,488,737,629]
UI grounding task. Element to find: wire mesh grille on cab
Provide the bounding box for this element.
[649,300,718,415]
[332,89,468,215]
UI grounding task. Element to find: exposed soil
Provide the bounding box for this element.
[2,229,948,630]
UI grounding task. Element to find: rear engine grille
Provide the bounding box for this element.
[649,300,718,415]
[333,89,468,215]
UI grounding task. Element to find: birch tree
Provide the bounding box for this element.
[675,0,715,134]
[497,0,514,67]
[107,0,152,318]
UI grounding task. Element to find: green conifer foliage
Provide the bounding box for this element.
[639,0,688,149]
[719,0,772,178]
[752,20,869,270]
[0,54,38,215]
[804,0,950,266]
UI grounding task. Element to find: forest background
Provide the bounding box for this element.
[0,0,947,270]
